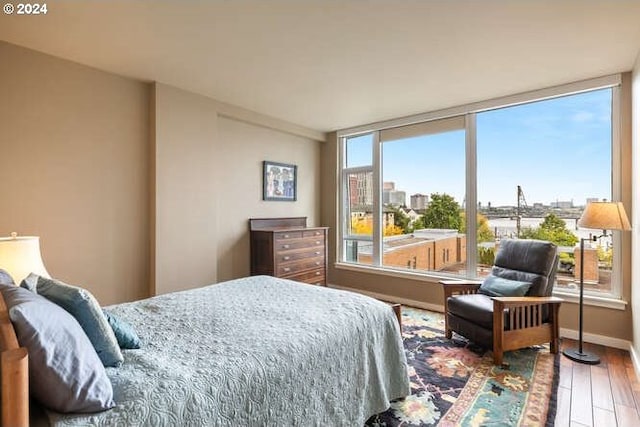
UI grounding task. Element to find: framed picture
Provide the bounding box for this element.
[263,161,297,201]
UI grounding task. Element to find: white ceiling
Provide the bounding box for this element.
[2,0,640,132]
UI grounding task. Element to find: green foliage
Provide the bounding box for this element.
[558,252,574,264]
[478,246,495,266]
[459,212,495,243]
[476,213,495,243]
[597,245,613,268]
[519,213,578,247]
[386,205,412,233]
[420,193,462,230]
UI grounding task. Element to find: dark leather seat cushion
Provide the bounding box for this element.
[447,293,494,329]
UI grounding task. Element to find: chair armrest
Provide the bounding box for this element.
[491,296,563,308]
[440,280,482,299]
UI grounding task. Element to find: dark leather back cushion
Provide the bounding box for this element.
[494,239,557,276]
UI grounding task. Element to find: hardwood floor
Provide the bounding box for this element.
[555,338,640,426]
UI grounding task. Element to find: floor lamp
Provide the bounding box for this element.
[562,201,631,365]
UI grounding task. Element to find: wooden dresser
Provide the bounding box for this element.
[249,217,328,286]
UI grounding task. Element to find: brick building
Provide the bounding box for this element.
[357,229,466,272]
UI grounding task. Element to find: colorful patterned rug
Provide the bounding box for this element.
[366,307,558,426]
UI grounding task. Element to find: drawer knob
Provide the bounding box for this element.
[283,244,290,249]
[283,256,290,261]
[315,241,320,245]
[284,234,289,238]
[283,267,291,272]
[315,251,320,255]
[315,232,320,235]
[315,261,320,265]
[315,271,321,275]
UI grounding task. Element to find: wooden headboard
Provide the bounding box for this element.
[0,291,29,427]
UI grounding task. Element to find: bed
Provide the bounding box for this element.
[1,274,410,426]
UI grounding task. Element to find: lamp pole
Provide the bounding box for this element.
[562,236,599,364]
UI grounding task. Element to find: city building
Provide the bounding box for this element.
[410,193,429,210]
[551,200,574,209]
[383,182,407,206]
[357,229,466,272]
[348,172,373,206]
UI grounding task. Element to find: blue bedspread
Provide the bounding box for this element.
[49,276,410,426]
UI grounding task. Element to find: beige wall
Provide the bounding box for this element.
[152,84,322,293]
[0,41,150,305]
[152,84,219,295]
[1,42,324,303]
[631,50,640,363]
[322,74,635,342]
[214,116,321,282]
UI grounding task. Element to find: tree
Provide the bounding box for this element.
[596,245,613,268]
[519,213,578,247]
[419,193,462,230]
[459,212,495,243]
[350,215,404,237]
[384,223,404,236]
[350,217,371,235]
[386,205,412,233]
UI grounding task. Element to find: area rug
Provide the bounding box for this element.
[366,307,559,426]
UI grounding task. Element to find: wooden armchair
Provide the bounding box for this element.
[441,239,562,365]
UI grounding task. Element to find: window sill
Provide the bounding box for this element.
[334,261,451,284]
[334,262,628,310]
[552,290,627,310]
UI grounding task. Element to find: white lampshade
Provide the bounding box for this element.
[0,234,50,285]
[578,201,631,231]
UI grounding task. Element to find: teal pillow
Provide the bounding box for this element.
[21,274,123,367]
[479,275,531,297]
[103,309,141,349]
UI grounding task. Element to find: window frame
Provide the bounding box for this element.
[337,74,624,301]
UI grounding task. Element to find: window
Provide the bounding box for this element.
[338,75,623,299]
[342,134,374,263]
[380,117,466,275]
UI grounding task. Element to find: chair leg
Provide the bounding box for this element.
[443,313,452,338]
[493,299,505,366]
[493,347,504,366]
[550,303,560,354]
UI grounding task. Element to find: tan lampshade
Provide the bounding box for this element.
[0,234,50,285]
[578,202,631,231]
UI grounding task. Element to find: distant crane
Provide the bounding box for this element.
[516,185,528,237]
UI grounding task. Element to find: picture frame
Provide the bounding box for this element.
[263,161,297,201]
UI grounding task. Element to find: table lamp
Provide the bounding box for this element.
[0,232,50,285]
[562,201,631,364]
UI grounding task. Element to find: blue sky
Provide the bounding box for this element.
[347,88,612,207]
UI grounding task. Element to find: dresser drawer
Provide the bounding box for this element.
[277,258,324,276]
[274,231,303,241]
[303,229,325,238]
[275,239,324,252]
[285,268,325,284]
[276,248,324,263]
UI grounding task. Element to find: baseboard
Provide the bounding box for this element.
[328,283,445,313]
[558,327,630,350]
